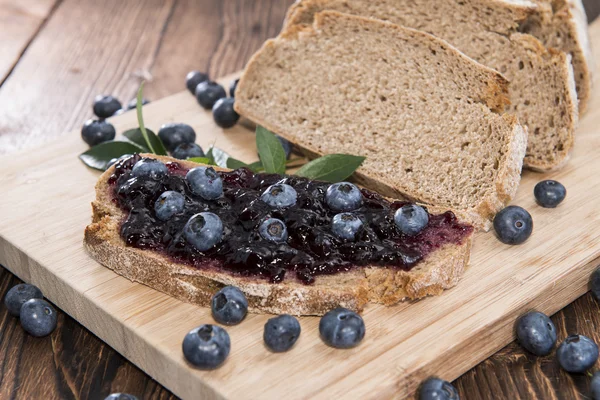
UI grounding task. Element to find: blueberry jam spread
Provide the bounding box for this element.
[109,155,473,284]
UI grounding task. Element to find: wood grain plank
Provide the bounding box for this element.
[0,0,59,84]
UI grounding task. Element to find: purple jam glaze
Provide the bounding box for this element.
[108,156,473,284]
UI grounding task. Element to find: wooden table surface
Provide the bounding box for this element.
[0,1,599,399]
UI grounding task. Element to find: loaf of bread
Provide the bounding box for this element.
[283,0,580,171]
[84,155,474,316]
[235,11,527,230]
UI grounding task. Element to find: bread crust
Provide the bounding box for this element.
[84,155,473,316]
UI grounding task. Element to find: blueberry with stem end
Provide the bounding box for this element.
[556,334,599,373]
[211,286,248,325]
[394,204,429,236]
[493,206,533,245]
[20,298,57,337]
[534,180,566,208]
[319,307,365,349]
[183,212,223,251]
[325,182,362,212]
[4,284,43,317]
[264,314,301,352]
[516,311,557,356]
[186,166,223,200]
[182,324,230,369]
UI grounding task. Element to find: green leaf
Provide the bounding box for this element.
[226,157,250,169]
[206,146,231,168]
[79,141,145,171]
[136,82,156,154]
[187,157,211,164]
[248,161,264,172]
[256,126,286,174]
[123,128,167,155]
[295,154,366,182]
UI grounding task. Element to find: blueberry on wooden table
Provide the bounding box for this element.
[319,307,365,349]
[592,371,600,400]
[259,218,289,243]
[211,286,248,325]
[131,159,168,180]
[182,324,230,369]
[331,212,363,241]
[516,311,557,356]
[172,143,205,160]
[493,205,533,245]
[93,95,122,118]
[556,334,599,373]
[534,180,566,208]
[104,394,138,400]
[325,182,362,212]
[261,183,298,208]
[126,97,149,110]
[212,98,240,128]
[229,78,239,97]
[418,377,459,400]
[590,267,600,302]
[394,204,429,236]
[20,298,57,337]
[4,283,43,316]
[264,314,301,352]
[186,70,209,94]
[184,212,223,252]
[186,166,223,200]
[81,119,116,146]
[157,122,196,152]
[195,80,226,109]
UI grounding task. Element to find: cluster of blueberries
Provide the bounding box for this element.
[81,95,149,147]
[3,283,58,337]
[135,158,431,254]
[186,70,240,128]
[492,179,566,245]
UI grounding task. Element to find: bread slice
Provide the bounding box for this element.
[234,11,527,230]
[282,0,578,171]
[523,0,594,113]
[84,155,474,316]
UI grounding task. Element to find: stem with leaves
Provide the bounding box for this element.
[136,82,156,154]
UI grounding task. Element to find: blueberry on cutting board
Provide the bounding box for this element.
[516,311,557,356]
[20,298,57,337]
[81,119,116,146]
[157,123,196,152]
[534,180,566,208]
[4,283,43,316]
[493,206,533,245]
[419,377,459,400]
[264,314,301,352]
[195,81,226,109]
[182,324,230,369]
[186,70,209,94]
[211,286,248,325]
[212,98,240,128]
[93,95,122,118]
[319,307,365,349]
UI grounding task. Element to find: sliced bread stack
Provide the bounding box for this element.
[283,0,585,171]
[235,11,527,230]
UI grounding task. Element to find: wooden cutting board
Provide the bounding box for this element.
[1,20,600,400]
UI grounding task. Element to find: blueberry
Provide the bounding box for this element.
[418,377,459,400]
[264,314,301,352]
[516,311,557,356]
[184,212,223,251]
[394,204,429,236]
[131,159,168,180]
[591,267,600,302]
[4,283,43,317]
[93,95,122,118]
[157,123,196,152]
[331,213,363,241]
[319,307,365,349]
[493,205,533,245]
[229,78,239,97]
[212,98,240,128]
[104,394,138,400]
[325,182,362,212]
[259,218,288,243]
[280,137,296,160]
[186,70,209,94]
[557,334,599,373]
[592,371,600,400]
[182,324,230,369]
[81,119,116,146]
[172,143,205,160]
[261,183,297,208]
[534,180,566,208]
[211,286,248,325]
[186,166,223,200]
[126,97,149,110]
[20,298,57,337]
[154,191,185,221]
[195,81,227,109]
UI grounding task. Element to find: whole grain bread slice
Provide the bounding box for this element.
[235,11,527,230]
[282,0,578,171]
[84,155,473,316]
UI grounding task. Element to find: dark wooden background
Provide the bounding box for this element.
[0,1,599,399]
